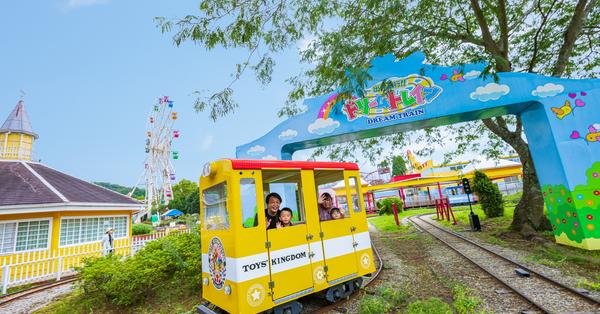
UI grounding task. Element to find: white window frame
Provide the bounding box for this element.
[59,215,129,248]
[0,217,53,256]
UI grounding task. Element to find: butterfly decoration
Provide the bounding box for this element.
[570,124,600,143]
[440,69,465,82]
[450,69,465,82]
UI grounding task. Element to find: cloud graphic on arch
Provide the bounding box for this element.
[463,70,481,80]
[308,118,340,135]
[531,83,564,98]
[247,145,266,156]
[262,155,278,160]
[278,129,298,141]
[470,83,510,102]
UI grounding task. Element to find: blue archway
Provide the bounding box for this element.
[237,52,600,250]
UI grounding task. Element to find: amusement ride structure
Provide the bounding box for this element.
[131,96,179,220]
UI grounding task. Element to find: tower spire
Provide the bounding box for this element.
[0,98,38,160]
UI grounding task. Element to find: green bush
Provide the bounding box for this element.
[132,223,153,235]
[358,295,392,314]
[377,197,404,215]
[406,297,452,314]
[472,171,504,218]
[78,231,201,308]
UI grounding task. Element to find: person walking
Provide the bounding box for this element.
[102,227,114,256]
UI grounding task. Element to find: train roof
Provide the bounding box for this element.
[228,159,359,171]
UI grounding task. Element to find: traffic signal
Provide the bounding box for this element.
[462,178,472,194]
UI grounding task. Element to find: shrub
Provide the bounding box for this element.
[132,223,153,235]
[377,197,404,215]
[78,231,201,308]
[406,297,452,314]
[472,171,504,218]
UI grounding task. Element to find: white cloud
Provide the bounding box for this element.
[463,70,481,80]
[66,0,108,7]
[201,135,214,151]
[278,129,298,141]
[262,155,278,160]
[247,145,266,156]
[470,83,510,102]
[531,83,564,98]
[308,118,340,135]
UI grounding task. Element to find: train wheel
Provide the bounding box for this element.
[325,278,362,303]
[272,301,303,314]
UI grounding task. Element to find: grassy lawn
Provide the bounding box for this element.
[369,208,437,232]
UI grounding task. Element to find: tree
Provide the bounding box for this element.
[157,0,599,236]
[168,179,199,215]
[376,197,404,215]
[392,156,407,177]
[472,171,504,218]
[94,182,146,199]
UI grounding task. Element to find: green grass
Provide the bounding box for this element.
[451,284,483,314]
[369,208,436,232]
[406,297,452,314]
[357,284,410,314]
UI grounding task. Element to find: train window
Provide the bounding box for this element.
[348,176,362,213]
[315,170,350,219]
[262,170,306,223]
[202,182,229,230]
[240,178,259,228]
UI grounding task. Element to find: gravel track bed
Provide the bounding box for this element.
[415,215,600,313]
[437,215,600,302]
[0,282,74,314]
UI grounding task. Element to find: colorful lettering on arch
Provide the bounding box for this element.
[340,74,442,121]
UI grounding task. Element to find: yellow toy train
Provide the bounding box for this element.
[198,159,376,314]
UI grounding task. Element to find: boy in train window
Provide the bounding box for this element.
[276,207,294,228]
[330,207,344,220]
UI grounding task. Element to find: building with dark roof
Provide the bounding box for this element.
[0,99,141,260]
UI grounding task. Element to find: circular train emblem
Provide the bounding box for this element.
[360,253,371,269]
[208,237,227,290]
[246,283,266,307]
[313,266,327,285]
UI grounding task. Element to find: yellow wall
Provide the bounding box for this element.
[0,132,34,160]
[0,210,134,266]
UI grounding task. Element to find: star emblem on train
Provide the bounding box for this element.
[361,254,371,268]
[246,283,266,307]
[251,289,261,301]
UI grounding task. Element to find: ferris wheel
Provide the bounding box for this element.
[131,96,179,220]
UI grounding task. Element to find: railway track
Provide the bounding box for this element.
[0,276,78,307]
[409,214,600,314]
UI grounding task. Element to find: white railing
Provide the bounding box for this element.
[0,228,190,294]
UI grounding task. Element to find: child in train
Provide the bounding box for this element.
[330,207,344,219]
[276,207,294,228]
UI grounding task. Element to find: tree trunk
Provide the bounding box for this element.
[482,117,552,236]
[510,150,552,235]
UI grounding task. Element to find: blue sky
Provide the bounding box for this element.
[1,0,484,187]
[0,0,314,186]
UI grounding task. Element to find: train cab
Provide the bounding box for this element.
[199,159,376,314]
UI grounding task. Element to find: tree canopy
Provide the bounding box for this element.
[168,179,200,215]
[157,0,599,235]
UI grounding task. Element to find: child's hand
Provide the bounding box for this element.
[276,221,282,229]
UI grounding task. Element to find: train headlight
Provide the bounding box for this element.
[224,285,232,295]
[203,278,209,286]
[202,162,212,177]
